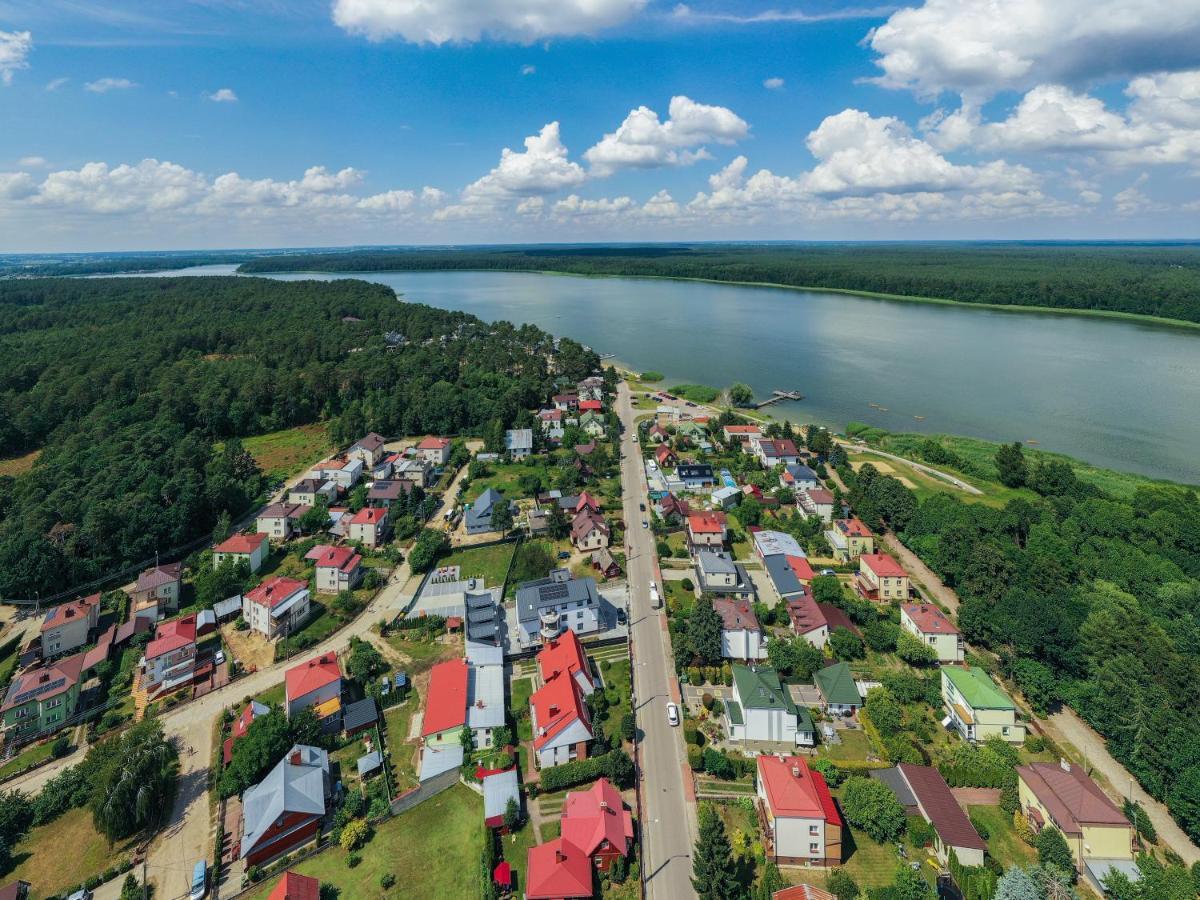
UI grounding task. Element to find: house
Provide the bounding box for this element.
[676,463,715,490]
[561,778,634,872]
[309,456,363,490]
[133,562,183,612]
[814,662,862,715]
[285,652,342,727]
[304,545,363,594]
[762,554,808,602]
[393,457,433,489]
[578,398,603,414]
[482,768,521,829]
[647,423,670,444]
[552,393,579,411]
[686,510,727,550]
[575,491,601,514]
[243,577,311,640]
[654,444,677,468]
[655,405,680,425]
[712,485,741,509]
[574,441,596,457]
[347,432,387,467]
[257,503,309,542]
[591,548,622,579]
[726,664,805,745]
[941,666,1025,743]
[539,409,566,441]
[796,488,835,523]
[422,658,468,749]
[723,424,762,447]
[571,509,610,551]
[516,570,603,645]
[213,532,270,574]
[347,506,390,547]
[531,662,593,767]
[901,603,964,663]
[0,882,31,900]
[465,487,511,535]
[40,594,99,658]
[143,614,198,695]
[757,439,802,469]
[1017,761,1135,875]
[579,410,606,438]
[468,659,505,749]
[537,630,595,696]
[525,839,592,900]
[771,887,836,900]
[714,598,768,660]
[266,872,320,900]
[824,517,874,562]
[1,653,85,739]
[415,436,452,466]
[694,550,755,598]
[505,428,534,460]
[856,554,910,602]
[287,478,337,508]
[887,764,987,867]
[363,480,406,508]
[223,700,270,764]
[786,591,830,649]
[239,744,330,866]
[781,464,820,491]
[656,493,690,525]
[757,755,843,866]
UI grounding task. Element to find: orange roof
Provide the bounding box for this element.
[268,872,320,900]
[687,511,727,534]
[724,425,761,434]
[304,544,361,573]
[40,593,99,632]
[902,603,959,635]
[285,651,341,702]
[836,517,872,538]
[245,576,308,610]
[423,658,468,736]
[860,553,907,578]
[758,756,840,825]
[417,436,451,450]
[350,507,387,525]
[786,555,815,583]
[214,532,268,555]
[525,838,592,900]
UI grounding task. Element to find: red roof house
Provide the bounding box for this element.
[579,399,602,412]
[267,872,320,900]
[654,444,677,467]
[537,630,595,696]
[530,667,592,767]
[422,658,468,739]
[285,652,342,719]
[525,838,592,899]
[757,755,843,866]
[246,576,309,611]
[224,700,271,764]
[560,778,634,872]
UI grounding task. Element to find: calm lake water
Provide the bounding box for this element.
[140,265,1200,484]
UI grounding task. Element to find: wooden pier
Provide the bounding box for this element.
[753,389,804,409]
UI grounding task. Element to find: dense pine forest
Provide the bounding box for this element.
[0,276,595,599]
[239,243,1200,323]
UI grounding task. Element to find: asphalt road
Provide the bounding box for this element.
[616,383,697,900]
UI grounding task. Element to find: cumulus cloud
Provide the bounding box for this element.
[461,122,586,202]
[36,160,208,213]
[85,77,138,93]
[867,0,1200,100]
[584,96,749,176]
[763,77,784,90]
[17,155,48,168]
[0,29,32,86]
[331,0,646,44]
[0,171,37,199]
[206,88,238,103]
[45,77,68,91]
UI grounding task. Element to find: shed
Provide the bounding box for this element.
[482,768,521,828]
[212,595,243,621]
[196,609,217,635]
[356,751,382,778]
[342,697,379,736]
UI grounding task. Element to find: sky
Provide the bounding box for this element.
[1,0,1199,251]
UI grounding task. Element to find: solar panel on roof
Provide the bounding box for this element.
[540,584,569,602]
[12,676,66,706]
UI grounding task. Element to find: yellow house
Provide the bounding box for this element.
[823,517,874,562]
[941,666,1025,743]
[1017,762,1135,869]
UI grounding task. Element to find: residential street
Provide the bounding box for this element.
[616,383,697,900]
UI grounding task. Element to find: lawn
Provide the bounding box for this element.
[789,826,909,893]
[500,819,540,895]
[241,423,335,480]
[7,807,139,898]
[254,682,286,708]
[380,632,458,676]
[0,740,56,780]
[273,604,342,661]
[435,541,517,589]
[814,728,876,763]
[467,459,554,501]
[0,448,41,477]
[511,675,535,742]
[969,804,1037,870]
[383,694,420,790]
[242,783,483,900]
[595,658,632,747]
[663,579,695,616]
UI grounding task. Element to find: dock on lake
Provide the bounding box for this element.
[753,389,805,409]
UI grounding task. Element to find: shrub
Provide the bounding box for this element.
[701,692,714,710]
[347,852,362,868]
[340,818,370,852]
[1024,735,1046,753]
[687,744,703,771]
[968,812,990,841]
[380,874,396,890]
[810,757,844,787]
[907,816,935,847]
[681,578,694,592]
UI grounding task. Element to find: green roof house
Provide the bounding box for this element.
[579,410,607,438]
[941,666,1025,744]
[727,665,806,746]
[814,662,862,715]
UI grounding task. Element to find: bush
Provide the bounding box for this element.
[380,874,396,890]
[687,744,703,771]
[701,692,714,710]
[340,818,370,852]
[907,816,935,847]
[681,578,694,592]
[347,852,362,868]
[810,757,844,787]
[968,812,990,841]
[1024,735,1046,753]
[840,776,906,843]
[51,735,71,758]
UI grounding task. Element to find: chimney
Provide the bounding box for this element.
[555,849,566,864]
[599,799,609,811]
[291,750,302,765]
[549,704,560,717]
[792,766,801,778]
[1060,758,1071,773]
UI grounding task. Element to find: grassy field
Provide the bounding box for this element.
[596,658,632,747]
[0,634,21,688]
[435,541,517,588]
[242,423,335,480]
[814,729,877,763]
[254,682,286,708]
[467,459,553,501]
[499,819,540,896]
[380,632,458,675]
[0,739,57,780]
[968,803,1037,870]
[0,448,41,477]
[383,694,420,790]
[7,806,139,898]
[242,784,483,900]
[511,675,535,742]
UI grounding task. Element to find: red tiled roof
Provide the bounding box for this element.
[285,651,341,703]
[349,507,387,525]
[579,399,602,411]
[570,509,608,541]
[1,653,85,713]
[137,563,182,592]
[786,555,815,583]
[422,658,468,737]
[145,614,197,660]
[416,436,451,450]
[575,491,600,512]
[758,756,833,819]
[525,838,592,900]
[773,886,836,900]
[787,592,828,635]
[537,630,590,687]
[214,533,269,555]
[724,425,761,435]
[803,487,835,504]
[531,669,590,750]
[687,511,727,534]
[898,764,986,851]
[304,544,362,573]
[40,593,99,632]
[836,517,872,538]
[902,603,959,635]
[714,597,759,632]
[561,778,633,858]
[246,576,308,610]
[267,872,320,900]
[1017,763,1130,834]
[655,444,676,464]
[817,603,859,636]
[860,553,907,578]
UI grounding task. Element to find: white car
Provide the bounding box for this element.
[641,519,648,528]
[666,702,680,727]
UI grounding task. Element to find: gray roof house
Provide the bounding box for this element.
[515,569,603,647]
[505,428,534,459]
[694,550,756,597]
[763,553,807,600]
[465,487,511,535]
[468,662,506,741]
[239,744,329,863]
[483,769,521,828]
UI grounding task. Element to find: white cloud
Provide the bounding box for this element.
[670,4,897,25]
[461,122,586,202]
[584,95,748,176]
[521,64,536,76]
[0,171,37,199]
[553,194,635,216]
[0,29,32,86]
[45,77,68,91]
[866,0,1200,100]
[206,88,238,103]
[17,155,48,168]
[331,0,646,45]
[763,77,784,90]
[85,77,138,93]
[36,160,207,213]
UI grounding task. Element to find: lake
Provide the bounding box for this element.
[137,265,1200,484]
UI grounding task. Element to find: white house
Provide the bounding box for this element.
[256,503,308,542]
[347,433,387,467]
[796,488,835,523]
[143,614,197,695]
[242,576,311,640]
[505,428,534,460]
[348,507,389,547]
[726,665,803,745]
[308,457,363,490]
[415,436,452,466]
[213,532,269,574]
[901,603,964,663]
[531,666,593,768]
[714,598,768,660]
[757,755,843,867]
[305,545,364,595]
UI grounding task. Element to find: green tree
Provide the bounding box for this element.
[299,500,331,534]
[688,599,724,665]
[812,575,844,605]
[895,631,938,665]
[865,687,903,736]
[212,510,232,544]
[692,804,741,900]
[220,709,293,797]
[840,776,906,843]
[829,627,865,660]
[754,861,786,900]
[89,720,179,842]
[490,499,514,532]
[346,637,386,684]
[503,797,521,831]
[407,528,446,573]
[995,866,1042,900]
[119,874,141,900]
[996,441,1029,488]
[460,725,475,754]
[892,867,936,900]
[826,868,860,900]
[1034,826,1075,881]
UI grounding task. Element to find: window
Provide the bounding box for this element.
[809,842,820,854]
[809,824,819,835]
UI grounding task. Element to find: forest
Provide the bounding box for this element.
[0,276,596,599]
[838,452,1200,844]
[238,243,1200,324]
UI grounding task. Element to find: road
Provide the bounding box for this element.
[616,383,697,900]
[840,440,983,495]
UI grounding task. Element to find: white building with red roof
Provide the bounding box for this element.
[757,755,843,866]
[347,506,389,547]
[786,590,830,649]
[144,614,198,694]
[797,487,836,523]
[213,532,269,574]
[243,576,311,640]
[722,423,762,448]
[856,553,910,602]
[561,778,634,872]
[900,603,963,662]
[40,593,100,658]
[304,545,363,594]
[285,652,342,726]
[570,508,609,551]
[536,630,595,697]
[686,510,727,550]
[530,661,593,768]
[714,597,768,661]
[415,436,452,465]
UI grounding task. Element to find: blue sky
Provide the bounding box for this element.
[1,0,1199,250]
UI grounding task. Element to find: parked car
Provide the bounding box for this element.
[820,568,837,576]
[639,502,646,512]
[641,519,648,528]
[190,860,207,900]
[666,702,680,726]
[214,650,225,665]
[616,608,627,625]
[558,551,571,560]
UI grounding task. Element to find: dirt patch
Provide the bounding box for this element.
[221,623,276,671]
[0,448,41,477]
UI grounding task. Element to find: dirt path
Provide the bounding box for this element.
[880,531,961,613]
